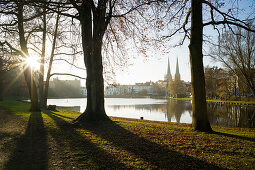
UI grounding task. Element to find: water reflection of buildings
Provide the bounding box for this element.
[165,100,192,123]
[107,100,255,127]
[107,100,192,123]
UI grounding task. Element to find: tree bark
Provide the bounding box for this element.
[75,2,110,123]
[189,0,212,132]
[39,1,47,108]
[17,0,40,112]
[0,59,3,101]
[23,66,40,112]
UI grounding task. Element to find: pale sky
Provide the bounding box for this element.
[114,39,217,85]
[51,40,214,86]
[114,0,255,85]
[46,0,254,87]
[115,44,192,84]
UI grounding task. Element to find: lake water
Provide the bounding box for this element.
[47,98,255,128]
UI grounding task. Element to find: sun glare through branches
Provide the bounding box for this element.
[24,56,40,70]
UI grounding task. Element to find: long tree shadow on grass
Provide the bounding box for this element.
[81,120,223,169]
[45,110,221,169]
[50,111,74,120]
[4,112,48,170]
[43,110,127,169]
[212,131,255,142]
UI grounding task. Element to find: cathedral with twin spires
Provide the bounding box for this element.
[164,57,185,97]
[165,57,181,83]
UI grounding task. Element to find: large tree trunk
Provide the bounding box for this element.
[39,2,47,108]
[17,0,40,112]
[75,2,110,123]
[77,52,109,121]
[24,66,40,112]
[189,0,212,132]
[75,34,109,122]
[0,80,2,101]
[0,59,3,101]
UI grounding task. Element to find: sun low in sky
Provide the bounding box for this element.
[24,56,40,71]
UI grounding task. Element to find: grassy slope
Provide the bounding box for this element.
[0,100,254,169]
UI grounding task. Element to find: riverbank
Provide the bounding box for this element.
[169,97,255,106]
[0,100,254,169]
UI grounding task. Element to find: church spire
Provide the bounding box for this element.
[167,58,171,75]
[165,57,172,81]
[175,57,180,81]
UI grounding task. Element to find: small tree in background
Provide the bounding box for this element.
[167,80,187,98]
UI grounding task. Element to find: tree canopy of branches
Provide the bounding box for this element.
[0,0,83,109]
[211,26,255,96]
[39,0,169,123]
[0,0,43,111]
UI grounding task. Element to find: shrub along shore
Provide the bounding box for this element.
[0,100,254,169]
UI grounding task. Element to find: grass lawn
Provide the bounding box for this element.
[0,100,254,169]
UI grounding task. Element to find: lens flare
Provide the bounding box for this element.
[25,56,40,70]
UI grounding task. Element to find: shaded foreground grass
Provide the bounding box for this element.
[0,100,254,169]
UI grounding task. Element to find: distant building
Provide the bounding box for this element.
[164,58,172,82]
[164,58,172,96]
[164,57,182,96]
[174,57,180,81]
[103,57,188,98]
[132,83,153,95]
[81,87,87,97]
[105,83,153,97]
[165,57,190,97]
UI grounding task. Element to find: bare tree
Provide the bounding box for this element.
[0,0,43,111]
[40,0,169,123]
[211,26,255,96]
[23,2,83,108]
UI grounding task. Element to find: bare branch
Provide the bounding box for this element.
[203,21,255,33]
[203,0,255,33]
[0,41,22,56]
[53,58,86,71]
[69,0,81,11]
[112,1,160,18]
[50,73,86,80]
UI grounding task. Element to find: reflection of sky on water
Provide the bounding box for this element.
[47,98,255,128]
[47,98,190,123]
[106,104,169,122]
[105,102,193,124]
[178,111,192,124]
[47,98,87,112]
